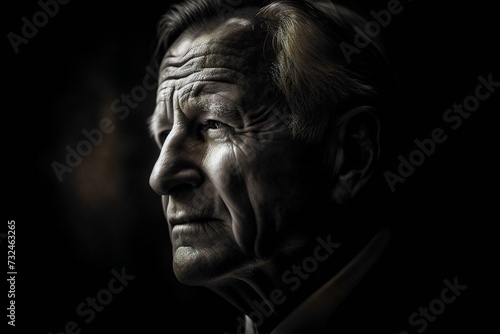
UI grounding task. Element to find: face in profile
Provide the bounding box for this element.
[149,17,331,286]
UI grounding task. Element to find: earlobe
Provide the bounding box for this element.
[329,106,381,204]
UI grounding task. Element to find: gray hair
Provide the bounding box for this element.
[155,0,397,143]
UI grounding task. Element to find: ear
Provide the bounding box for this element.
[327,106,381,204]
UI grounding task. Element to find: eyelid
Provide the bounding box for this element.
[203,119,232,130]
[204,104,242,126]
[155,116,235,147]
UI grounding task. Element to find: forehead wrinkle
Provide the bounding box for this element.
[177,78,245,104]
[162,43,249,65]
[165,63,250,109]
[161,54,254,84]
[161,38,251,63]
[155,19,273,125]
[160,28,266,80]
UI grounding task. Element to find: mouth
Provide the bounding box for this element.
[168,216,223,227]
[169,217,226,248]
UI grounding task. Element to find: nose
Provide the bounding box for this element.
[149,130,203,196]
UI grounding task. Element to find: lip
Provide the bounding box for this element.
[168,216,222,227]
[169,217,225,247]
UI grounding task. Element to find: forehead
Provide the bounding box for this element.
[159,15,265,82]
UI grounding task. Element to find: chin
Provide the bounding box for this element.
[172,245,245,286]
[173,267,209,286]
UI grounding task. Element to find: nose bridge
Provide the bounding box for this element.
[150,126,202,195]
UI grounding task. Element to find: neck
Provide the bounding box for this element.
[208,259,286,332]
[206,235,308,333]
[206,228,375,334]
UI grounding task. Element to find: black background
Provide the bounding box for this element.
[3,0,499,333]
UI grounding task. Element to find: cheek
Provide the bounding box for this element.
[203,143,258,255]
[203,143,240,193]
[246,143,326,231]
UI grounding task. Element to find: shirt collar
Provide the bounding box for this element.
[245,227,391,334]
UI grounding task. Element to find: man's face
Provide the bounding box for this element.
[149,17,328,285]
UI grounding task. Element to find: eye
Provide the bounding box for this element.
[202,119,234,139]
[204,120,226,130]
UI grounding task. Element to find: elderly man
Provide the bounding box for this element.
[149,0,397,333]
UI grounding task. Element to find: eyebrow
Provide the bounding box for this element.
[206,100,243,122]
[147,111,168,139]
[148,83,173,139]
[147,68,246,140]
[148,99,243,138]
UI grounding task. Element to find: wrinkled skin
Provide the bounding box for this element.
[148,8,384,331]
[149,15,329,286]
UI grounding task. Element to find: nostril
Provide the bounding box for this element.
[168,183,195,195]
[150,152,204,196]
[150,166,204,196]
